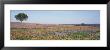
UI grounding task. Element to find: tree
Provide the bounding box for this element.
[15,13,28,23]
[81,23,85,26]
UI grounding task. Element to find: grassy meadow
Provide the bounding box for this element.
[11,22,100,40]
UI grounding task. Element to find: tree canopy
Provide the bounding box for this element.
[15,13,28,23]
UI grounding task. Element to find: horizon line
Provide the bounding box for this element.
[11,22,100,24]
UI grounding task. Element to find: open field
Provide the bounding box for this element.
[11,22,100,40]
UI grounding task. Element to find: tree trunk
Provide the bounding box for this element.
[21,21,22,23]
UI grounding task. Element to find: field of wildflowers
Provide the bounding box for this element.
[11,22,100,40]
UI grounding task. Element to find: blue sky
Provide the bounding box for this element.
[11,10,100,24]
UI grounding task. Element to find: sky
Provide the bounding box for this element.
[10,10,100,24]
